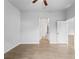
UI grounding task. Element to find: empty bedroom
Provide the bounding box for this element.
[4,0,75,59]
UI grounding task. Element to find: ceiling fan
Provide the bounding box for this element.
[32,0,48,6]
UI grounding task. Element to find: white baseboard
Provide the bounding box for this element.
[20,42,68,44]
[4,43,20,53]
[20,42,39,44]
[50,42,68,44]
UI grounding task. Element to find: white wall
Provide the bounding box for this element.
[20,11,66,44]
[67,17,75,35]
[65,3,75,35]
[4,0,20,53]
[65,3,75,20]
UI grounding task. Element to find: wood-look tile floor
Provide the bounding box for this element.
[4,44,75,59]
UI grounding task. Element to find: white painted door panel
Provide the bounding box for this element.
[57,21,68,44]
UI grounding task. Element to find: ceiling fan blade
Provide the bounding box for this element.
[43,0,48,6]
[32,0,38,3]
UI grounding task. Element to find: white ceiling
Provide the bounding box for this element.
[8,0,75,12]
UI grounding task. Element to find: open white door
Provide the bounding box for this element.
[39,18,49,38]
[56,21,68,44]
